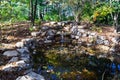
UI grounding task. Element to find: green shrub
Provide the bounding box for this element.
[92,3,113,24]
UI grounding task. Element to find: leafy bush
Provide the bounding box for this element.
[92,3,113,24]
[44,14,60,21]
[44,8,60,21]
[0,1,29,22]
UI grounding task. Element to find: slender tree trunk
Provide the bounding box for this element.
[113,13,119,32]
[109,0,119,33]
[33,0,37,26]
[75,13,81,22]
[38,3,43,21]
[30,0,34,26]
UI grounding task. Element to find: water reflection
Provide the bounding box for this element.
[32,44,120,80]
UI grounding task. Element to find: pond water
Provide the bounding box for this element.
[31,42,120,80]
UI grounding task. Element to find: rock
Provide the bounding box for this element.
[42,23,50,26]
[96,39,104,44]
[97,36,106,40]
[41,32,46,37]
[109,47,115,52]
[23,69,33,75]
[82,33,87,37]
[70,26,78,35]
[56,31,61,35]
[87,43,93,47]
[71,35,75,39]
[78,29,85,33]
[23,38,36,49]
[46,36,54,40]
[87,31,91,35]
[21,56,30,62]
[77,32,82,37]
[20,53,30,62]
[15,42,24,48]
[17,48,30,62]
[57,22,62,25]
[50,21,57,25]
[41,26,49,31]
[1,60,28,71]
[111,37,117,43]
[98,54,107,58]
[46,29,56,36]
[75,36,80,39]
[78,25,84,29]
[55,25,63,29]
[8,57,19,63]
[88,35,93,38]
[16,38,35,48]
[80,37,88,42]
[15,60,27,67]
[95,45,110,53]
[57,22,65,26]
[1,65,13,71]
[31,32,40,37]
[3,50,19,57]
[44,40,52,44]
[17,47,29,54]
[64,26,70,31]
[104,40,110,45]
[16,71,45,80]
[46,30,56,40]
[90,32,96,36]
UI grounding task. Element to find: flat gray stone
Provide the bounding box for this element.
[8,57,19,63]
[3,50,19,57]
[15,42,24,48]
[16,71,45,80]
[17,47,29,54]
[44,40,52,43]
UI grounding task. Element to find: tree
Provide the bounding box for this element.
[109,0,120,32]
[50,0,93,22]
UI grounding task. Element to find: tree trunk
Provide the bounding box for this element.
[30,0,34,26]
[113,13,119,33]
[33,0,37,25]
[75,13,81,22]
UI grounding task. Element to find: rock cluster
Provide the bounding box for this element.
[0,21,120,80]
[0,38,45,80]
[30,21,120,62]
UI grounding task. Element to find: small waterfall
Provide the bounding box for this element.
[59,31,65,52]
[60,31,64,43]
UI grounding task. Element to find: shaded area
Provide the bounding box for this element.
[31,43,120,80]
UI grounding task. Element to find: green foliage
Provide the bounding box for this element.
[0,1,29,22]
[44,14,60,21]
[92,3,113,24]
[112,1,120,12]
[81,1,93,22]
[0,0,119,25]
[44,9,60,21]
